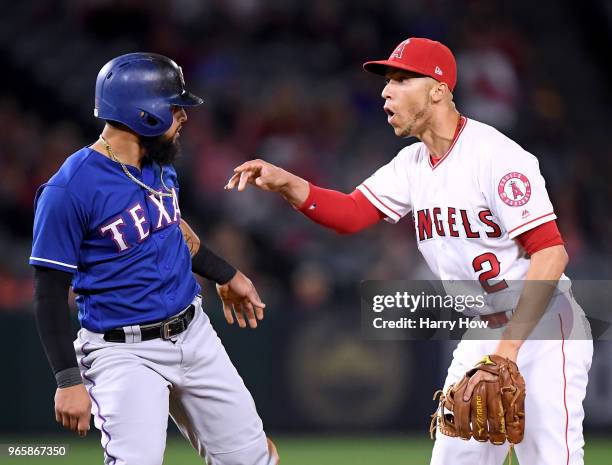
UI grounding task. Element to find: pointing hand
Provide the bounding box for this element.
[225,159,310,208]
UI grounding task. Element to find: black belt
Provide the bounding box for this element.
[104,304,196,342]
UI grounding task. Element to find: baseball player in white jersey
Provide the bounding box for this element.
[225,38,593,464]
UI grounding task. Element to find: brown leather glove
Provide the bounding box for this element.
[430,354,526,445]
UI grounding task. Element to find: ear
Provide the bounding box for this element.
[430,82,448,103]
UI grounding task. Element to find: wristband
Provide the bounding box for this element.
[55,367,84,389]
[191,243,237,284]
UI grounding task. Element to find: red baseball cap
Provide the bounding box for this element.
[363,37,457,91]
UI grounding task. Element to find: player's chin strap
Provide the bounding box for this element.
[99,135,172,200]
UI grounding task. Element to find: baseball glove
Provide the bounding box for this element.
[430,354,526,445]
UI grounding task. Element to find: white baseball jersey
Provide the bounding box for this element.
[357,117,559,289]
[357,117,592,465]
[358,116,592,465]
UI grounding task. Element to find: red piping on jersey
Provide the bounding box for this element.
[428,116,468,170]
[360,184,401,219]
[559,314,570,465]
[508,212,555,235]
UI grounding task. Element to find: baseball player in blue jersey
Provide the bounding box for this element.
[30,53,279,465]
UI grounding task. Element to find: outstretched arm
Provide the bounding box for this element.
[225,159,310,207]
[226,159,384,234]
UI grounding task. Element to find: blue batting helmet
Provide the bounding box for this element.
[94,53,203,137]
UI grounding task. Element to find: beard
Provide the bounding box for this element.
[398,99,431,138]
[140,134,181,165]
[396,86,433,138]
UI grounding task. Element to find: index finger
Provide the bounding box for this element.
[233,160,263,173]
[225,172,241,190]
[463,375,479,401]
[246,290,265,320]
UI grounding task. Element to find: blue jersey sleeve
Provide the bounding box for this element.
[30,184,87,273]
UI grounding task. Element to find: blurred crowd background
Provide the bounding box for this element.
[1,0,611,438]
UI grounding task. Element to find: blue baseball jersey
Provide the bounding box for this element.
[30,147,200,332]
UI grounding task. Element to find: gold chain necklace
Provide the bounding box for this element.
[99,135,172,199]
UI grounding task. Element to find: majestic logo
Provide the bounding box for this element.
[498,172,531,207]
[391,39,410,59]
[434,66,443,75]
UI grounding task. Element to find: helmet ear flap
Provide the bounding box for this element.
[136,108,173,135]
[139,110,161,128]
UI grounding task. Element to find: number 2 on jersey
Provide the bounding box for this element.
[472,252,508,293]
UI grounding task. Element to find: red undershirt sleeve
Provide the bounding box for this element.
[297,183,385,234]
[515,220,564,255]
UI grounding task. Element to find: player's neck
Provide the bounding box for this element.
[94,126,145,169]
[418,109,461,159]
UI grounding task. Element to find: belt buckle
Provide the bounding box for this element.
[161,321,173,340]
[160,305,192,340]
[161,317,180,340]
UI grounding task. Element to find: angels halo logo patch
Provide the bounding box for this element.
[498,172,531,207]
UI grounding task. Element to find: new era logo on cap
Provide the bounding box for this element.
[363,37,457,91]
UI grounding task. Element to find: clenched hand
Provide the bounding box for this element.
[54,383,91,437]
